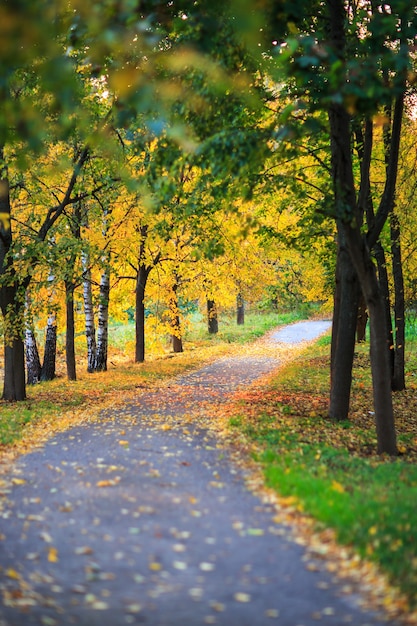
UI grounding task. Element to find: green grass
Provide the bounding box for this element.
[259,442,417,603]
[228,336,417,609]
[184,310,306,345]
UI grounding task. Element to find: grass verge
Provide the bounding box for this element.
[228,334,417,611]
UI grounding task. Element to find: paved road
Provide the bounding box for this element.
[0,320,400,626]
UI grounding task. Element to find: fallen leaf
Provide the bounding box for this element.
[199,562,215,571]
[247,528,264,536]
[331,480,345,494]
[47,547,59,563]
[96,477,121,487]
[41,617,58,626]
[172,543,186,552]
[149,561,162,571]
[234,592,251,603]
[75,546,94,555]
[189,587,204,600]
[91,600,109,610]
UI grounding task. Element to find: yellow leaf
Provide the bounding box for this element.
[279,495,297,506]
[6,568,21,580]
[331,480,345,494]
[118,440,129,446]
[48,547,59,563]
[12,478,27,485]
[149,561,162,571]
[96,477,121,487]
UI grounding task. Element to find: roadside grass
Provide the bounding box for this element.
[228,334,417,609]
[0,310,298,449]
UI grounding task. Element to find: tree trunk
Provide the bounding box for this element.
[236,293,245,325]
[94,267,110,371]
[135,264,151,363]
[327,0,397,455]
[40,314,57,382]
[82,251,97,373]
[65,279,77,381]
[0,287,26,401]
[25,328,41,385]
[3,337,26,401]
[25,293,41,385]
[360,255,398,454]
[356,291,368,343]
[207,299,218,334]
[170,278,183,353]
[374,241,394,376]
[390,212,405,391]
[329,233,360,421]
[0,150,26,400]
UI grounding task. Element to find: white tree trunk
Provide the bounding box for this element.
[40,313,57,382]
[82,251,97,373]
[94,266,110,372]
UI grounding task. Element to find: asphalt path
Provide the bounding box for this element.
[0,319,401,626]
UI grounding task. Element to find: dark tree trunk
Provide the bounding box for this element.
[135,264,151,363]
[329,232,360,421]
[390,212,405,391]
[40,315,57,382]
[1,289,26,401]
[327,0,397,455]
[3,337,26,401]
[374,241,394,375]
[236,293,244,325]
[170,278,183,353]
[65,280,77,381]
[207,299,218,334]
[0,150,26,400]
[356,291,368,343]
